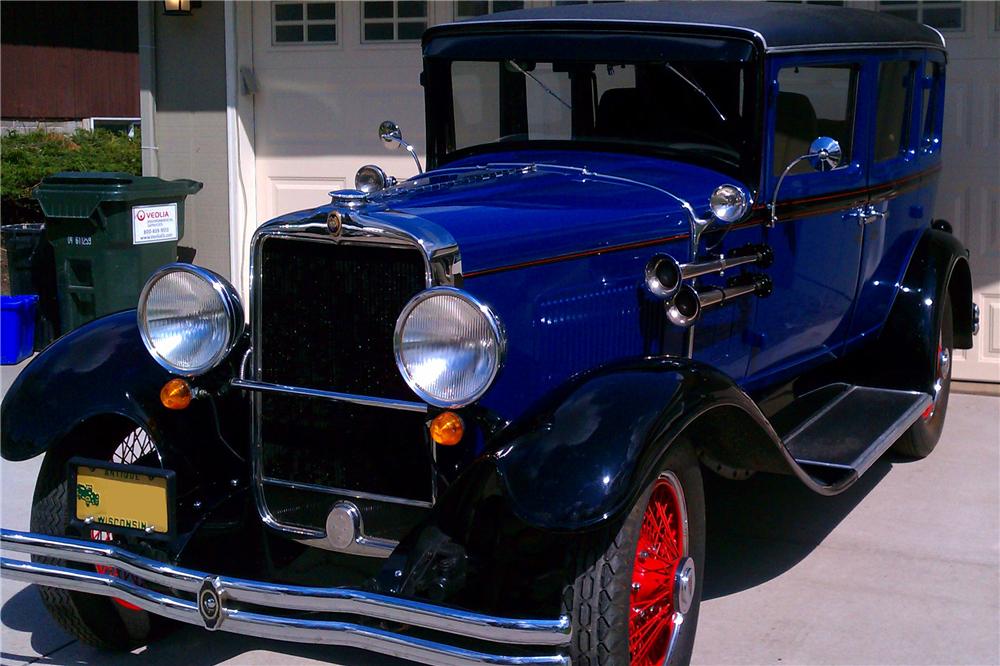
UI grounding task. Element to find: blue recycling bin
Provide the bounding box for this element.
[1,294,39,364]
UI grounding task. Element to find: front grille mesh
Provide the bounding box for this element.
[256,236,432,507]
[258,236,426,399]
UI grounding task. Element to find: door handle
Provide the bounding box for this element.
[846,205,887,226]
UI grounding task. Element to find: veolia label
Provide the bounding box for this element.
[132,203,178,245]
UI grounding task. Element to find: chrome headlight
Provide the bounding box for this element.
[709,184,750,223]
[137,264,244,376]
[394,288,505,408]
[355,164,389,193]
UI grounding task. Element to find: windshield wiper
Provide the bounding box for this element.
[665,64,727,123]
[506,60,572,110]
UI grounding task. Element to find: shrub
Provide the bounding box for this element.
[1,129,141,225]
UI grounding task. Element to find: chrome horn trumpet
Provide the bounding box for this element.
[645,244,773,301]
[666,274,773,328]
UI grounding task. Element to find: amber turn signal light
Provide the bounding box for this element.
[430,411,464,446]
[160,378,193,410]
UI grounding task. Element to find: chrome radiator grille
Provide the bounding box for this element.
[255,236,433,511]
[257,236,426,399]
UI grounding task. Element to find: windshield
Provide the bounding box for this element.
[427,56,760,180]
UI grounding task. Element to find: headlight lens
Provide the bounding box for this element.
[138,264,244,376]
[355,164,388,193]
[394,288,504,407]
[709,184,749,223]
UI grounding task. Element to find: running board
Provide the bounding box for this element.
[776,384,932,482]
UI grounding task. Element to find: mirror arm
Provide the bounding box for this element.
[403,141,424,175]
[768,152,816,228]
[384,135,424,175]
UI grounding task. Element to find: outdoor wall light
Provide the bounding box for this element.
[163,0,201,16]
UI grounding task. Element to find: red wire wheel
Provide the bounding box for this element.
[629,472,695,666]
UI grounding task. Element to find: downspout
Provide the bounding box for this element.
[225,0,240,290]
[138,1,159,176]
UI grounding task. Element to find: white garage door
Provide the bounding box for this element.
[244,0,999,382]
[250,1,449,219]
[931,1,1000,382]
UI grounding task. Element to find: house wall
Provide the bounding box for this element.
[0,1,139,121]
[143,0,231,280]
[147,0,998,381]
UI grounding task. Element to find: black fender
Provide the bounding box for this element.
[0,311,249,483]
[873,227,973,394]
[380,357,837,616]
[477,357,851,532]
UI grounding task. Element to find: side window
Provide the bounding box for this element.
[874,60,915,162]
[774,65,856,175]
[454,1,524,18]
[361,1,427,43]
[921,61,943,149]
[272,2,337,45]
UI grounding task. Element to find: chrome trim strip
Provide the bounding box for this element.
[1,528,572,657]
[427,17,768,49]
[232,379,428,413]
[925,25,946,49]
[429,18,945,53]
[765,41,946,53]
[263,477,434,508]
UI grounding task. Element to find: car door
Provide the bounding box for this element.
[745,56,871,390]
[848,52,939,347]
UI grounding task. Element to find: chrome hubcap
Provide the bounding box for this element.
[673,557,696,615]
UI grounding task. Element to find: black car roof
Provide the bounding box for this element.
[424,1,946,53]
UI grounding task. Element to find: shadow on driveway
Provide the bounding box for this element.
[702,454,905,600]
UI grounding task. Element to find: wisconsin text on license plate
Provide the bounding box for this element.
[71,459,173,535]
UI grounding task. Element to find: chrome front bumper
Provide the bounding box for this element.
[0,529,570,665]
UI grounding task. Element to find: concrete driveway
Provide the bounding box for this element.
[1,354,997,665]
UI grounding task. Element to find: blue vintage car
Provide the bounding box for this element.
[0,3,978,665]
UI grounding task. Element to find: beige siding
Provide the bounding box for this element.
[145,0,231,280]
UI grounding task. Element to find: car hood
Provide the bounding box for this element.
[265,150,750,276]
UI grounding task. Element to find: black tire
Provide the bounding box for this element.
[30,425,170,650]
[893,293,954,459]
[563,441,705,666]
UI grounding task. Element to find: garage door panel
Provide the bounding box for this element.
[251,0,429,219]
[933,1,1000,382]
[270,176,346,215]
[256,86,424,154]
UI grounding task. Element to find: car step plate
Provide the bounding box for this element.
[781,385,932,476]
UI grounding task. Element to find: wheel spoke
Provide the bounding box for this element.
[629,476,688,666]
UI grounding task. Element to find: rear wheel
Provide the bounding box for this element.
[30,424,171,650]
[564,441,705,666]
[893,294,953,459]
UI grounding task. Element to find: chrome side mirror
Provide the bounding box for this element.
[769,136,842,227]
[807,136,842,172]
[378,120,423,174]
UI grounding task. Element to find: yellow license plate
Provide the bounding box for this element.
[72,460,173,536]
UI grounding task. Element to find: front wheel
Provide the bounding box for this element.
[564,441,705,666]
[30,424,172,650]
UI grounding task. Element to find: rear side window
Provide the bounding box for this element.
[921,60,943,149]
[874,61,915,162]
[774,65,856,175]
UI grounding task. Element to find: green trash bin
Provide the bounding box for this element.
[33,172,203,334]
